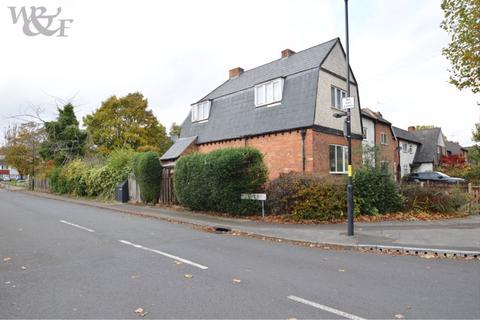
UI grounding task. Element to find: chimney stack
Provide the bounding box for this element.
[408,126,416,132]
[281,49,295,59]
[229,67,244,79]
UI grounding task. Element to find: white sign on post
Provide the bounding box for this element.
[241,193,267,201]
[342,97,355,109]
[241,193,267,217]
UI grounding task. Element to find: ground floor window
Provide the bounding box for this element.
[329,144,348,174]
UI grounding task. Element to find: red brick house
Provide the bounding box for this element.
[360,108,398,179]
[161,38,364,180]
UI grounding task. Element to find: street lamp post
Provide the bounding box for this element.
[345,0,354,236]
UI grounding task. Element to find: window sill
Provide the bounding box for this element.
[255,102,282,108]
[329,171,347,175]
[331,106,346,112]
[192,119,208,124]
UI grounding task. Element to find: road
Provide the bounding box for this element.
[1,189,479,319]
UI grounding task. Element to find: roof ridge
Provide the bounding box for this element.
[230,37,338,77]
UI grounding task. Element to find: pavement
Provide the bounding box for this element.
[16,188,480,255]
[1,189,479,319]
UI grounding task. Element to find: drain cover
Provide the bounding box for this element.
[214,226,231,234]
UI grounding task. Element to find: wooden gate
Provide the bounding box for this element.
[159,167,176,204]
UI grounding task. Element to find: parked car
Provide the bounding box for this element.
[404,171,466,184]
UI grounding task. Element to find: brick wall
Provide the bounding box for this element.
[312,130,362,179]
[198,130,313,180]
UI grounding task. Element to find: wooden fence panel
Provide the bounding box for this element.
[159,168,176,205]
[128,174,142,203]
[33,178,49,192]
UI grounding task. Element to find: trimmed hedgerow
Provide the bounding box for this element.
[401,185,469,213]
[266,173,347,221]
[174,147,268,215]
[133,151,162,204]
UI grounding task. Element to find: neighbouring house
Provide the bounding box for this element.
[0,154,20,180]
[445,140,468,159]
[409,127,447,172]
[361,108,398,178]
[161,38,364,179]
[392,126,449,177]
[392,126,422,178]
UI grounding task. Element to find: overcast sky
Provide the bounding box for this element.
[1,0,478,146]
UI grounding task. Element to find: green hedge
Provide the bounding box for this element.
[174,147,268,215]
[133,151,162,204]
[401,185,469,213]
[266,173,347,221]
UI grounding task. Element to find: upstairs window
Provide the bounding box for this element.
[408,144,413,154]
[402,142,408,153]
[380,132,388,145]
[191,101,211,122]
[331,86,347,109]
[255,78,284,107]
[362,127,368,140]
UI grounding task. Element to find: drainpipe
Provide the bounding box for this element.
[301,128,307,172]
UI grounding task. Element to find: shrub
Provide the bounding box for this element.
[133,151,162,204]
[267,173,347,221]
[401,185,469,213]
[174,147,268,215]
[353,163,404,215]
[47,149,134,199]
[48,167,68,194]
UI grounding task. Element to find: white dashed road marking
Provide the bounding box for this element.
[59,220,95,233]
[118,239,208,270]
[287,295,367,320]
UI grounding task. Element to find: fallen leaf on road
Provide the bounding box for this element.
[420,253,436,259]
[338,269,345,272]
[131,275,139,279]
[232,278,241,283]
[5,281,11,284]
[184,274,193,279]
[3,257,11,262]
[394,314,405,319]
[174,261,182,265]
[288,318,297,320]
[20,266,26,270]
[425,266,431,270]
[134,307,147,317]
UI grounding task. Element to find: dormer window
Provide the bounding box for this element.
[254,78,284,107]
[191,101,211,122]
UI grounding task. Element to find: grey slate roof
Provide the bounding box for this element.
[160,136,197,161]
[411,128,442,164]
[181,68,320,144]
[179,38,343,145]
[197,38,339,102]
[392,126,421,144]
[361,108,391,125]
[446,141,465,155]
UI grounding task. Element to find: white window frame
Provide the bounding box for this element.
[191,101,211,122]
[380,132,388,145]
[329,144,348,174]
[402,142,408,153]
[254,78,284,107]
[408,144,413,154]
[331,86,347,109]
